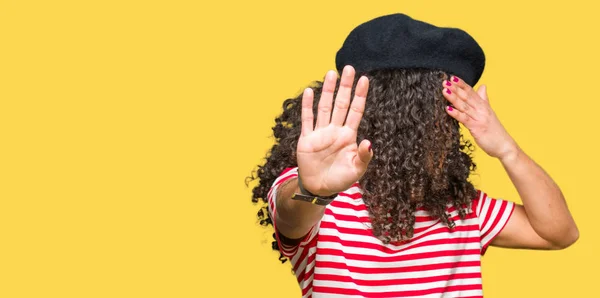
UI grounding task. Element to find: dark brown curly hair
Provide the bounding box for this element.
[246,68,478,263]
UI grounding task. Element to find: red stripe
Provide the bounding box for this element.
[338,191,363,200]
[314,260,481,274]
[312,284,482,297]
[329,200,367,211]
[316,247,481,262]
[314,272,482,286]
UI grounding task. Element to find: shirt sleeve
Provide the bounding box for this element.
[472,190,516,255]
[267,167,320,259]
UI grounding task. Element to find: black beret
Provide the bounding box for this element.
[335,13,485,86]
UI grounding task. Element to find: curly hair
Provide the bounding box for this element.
[246,68,478,262]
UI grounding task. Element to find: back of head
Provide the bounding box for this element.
[356,68,477,243]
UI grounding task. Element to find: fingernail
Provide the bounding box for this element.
[445,88,452,94]
[447,106,453,111]
[452,76,459,82]
[445,80,451,87]
[368,144,372,152]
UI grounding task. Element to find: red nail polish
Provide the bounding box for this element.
[445,81,451,87]
[368,144,372,152]
[447,106,453,111]
[446,88,451,94]
[452,77,459,82]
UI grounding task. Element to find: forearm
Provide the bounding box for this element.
[275,177,326,239]
[500,146,579,247]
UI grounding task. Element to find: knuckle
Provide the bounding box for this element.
[350,105,364,114]
[335,101,350,109]
[318,106,331,113]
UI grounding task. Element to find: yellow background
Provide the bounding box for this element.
[1,0,598,297]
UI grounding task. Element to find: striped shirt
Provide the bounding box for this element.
[267,167,515,298]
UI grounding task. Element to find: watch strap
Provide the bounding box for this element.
[291,193,336,205]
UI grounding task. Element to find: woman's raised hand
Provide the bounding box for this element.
[296,66,373,196]
[442,76,519,162]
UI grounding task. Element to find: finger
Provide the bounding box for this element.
[300,88,314,136]
[449,76,484,110]
[344,76,369,131]
[445,105,471,126]
[331,65,356,126]
[354,139,373,174]
[442,87,477,120]
[476,85,489,102]
[316,70,337,128]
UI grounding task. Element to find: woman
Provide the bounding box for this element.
[247,14,578,297]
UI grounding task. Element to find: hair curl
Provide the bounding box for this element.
[246,68,478,262]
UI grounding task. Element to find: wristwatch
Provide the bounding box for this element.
[291,175,338,206]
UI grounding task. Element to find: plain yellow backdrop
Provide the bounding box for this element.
[1,0,598,297]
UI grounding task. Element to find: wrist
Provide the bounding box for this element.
[297,175,337,198]
[498,143,522,165]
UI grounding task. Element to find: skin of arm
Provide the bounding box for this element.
[492,146,579,249]
[274,177,326,240]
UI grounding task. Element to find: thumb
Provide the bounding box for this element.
[476,84,489,102]
[354,139,373,174]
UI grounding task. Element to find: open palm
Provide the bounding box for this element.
[297,66,373,196]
